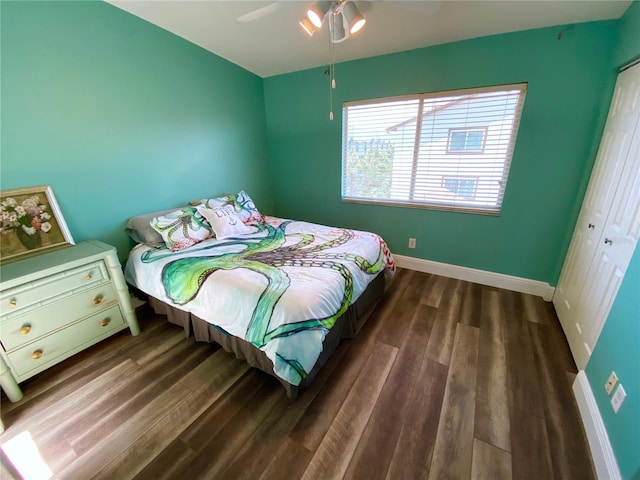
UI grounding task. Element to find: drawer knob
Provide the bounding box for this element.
[20,324,32,335]
[32,349,43,360]
[100,318,111,327]
[8,299,17,307]
[85,273,93,280]
[93,296,103,305]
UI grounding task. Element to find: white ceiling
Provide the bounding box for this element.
[107,0,631,78]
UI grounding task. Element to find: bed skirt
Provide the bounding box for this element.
[146,272,385,399]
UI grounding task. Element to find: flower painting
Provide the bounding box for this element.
[0,185,74,264]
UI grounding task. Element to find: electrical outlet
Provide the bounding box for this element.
[408,238,416,249]
[605,371,619,395]
[611,384,627,413]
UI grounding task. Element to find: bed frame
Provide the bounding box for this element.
[144,272,386,399]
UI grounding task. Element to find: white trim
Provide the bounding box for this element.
[393,254,555,300]
[573,371,622,480]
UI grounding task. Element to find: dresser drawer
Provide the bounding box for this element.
[1,283,119,351]
[1,261,108,317]
[5,305,124,378]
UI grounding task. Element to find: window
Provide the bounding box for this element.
[448,128,487,153]
[442,176,478,199]
[342,83,527,214]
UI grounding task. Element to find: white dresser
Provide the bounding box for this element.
[0,240,140,402]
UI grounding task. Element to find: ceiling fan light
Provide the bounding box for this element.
[343,1,366,35]
[350,17,366,34]
[307,1,332,28]
[299,17,316,36]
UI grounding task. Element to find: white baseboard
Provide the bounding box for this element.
[393,254,555,300]
[573,371,621,480]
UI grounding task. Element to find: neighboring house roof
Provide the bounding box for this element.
[385,94,478,133]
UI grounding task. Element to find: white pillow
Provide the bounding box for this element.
[197,206,252,239]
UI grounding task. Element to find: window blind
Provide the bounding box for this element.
[342,83,527,214]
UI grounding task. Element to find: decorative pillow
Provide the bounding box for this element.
[150,207,213,252]
[125,207,179,247]
[197,206,252,239]
[235,190,264,224]
[200,190,264,225]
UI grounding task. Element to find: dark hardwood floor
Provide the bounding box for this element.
[0,268,596,479]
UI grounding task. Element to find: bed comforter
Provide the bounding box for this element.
[124,216,395,386]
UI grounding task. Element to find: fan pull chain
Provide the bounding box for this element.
[328,13,336,120]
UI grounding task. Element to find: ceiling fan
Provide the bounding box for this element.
[237,1,443,120]
[238,1,367,44]
[236,2,286,23]
[238,1,445,43]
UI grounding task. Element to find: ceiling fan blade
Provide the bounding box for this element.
[399,0,444,15]
[357,0,445,15]
[237,2,283,22]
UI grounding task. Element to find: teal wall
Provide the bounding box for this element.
[586,246,640,480]
[264,22,618,285]
[585,4,640,479]
[613,0,640,68]
[1,1,272,260]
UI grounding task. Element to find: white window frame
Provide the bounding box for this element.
[341,83,527,215]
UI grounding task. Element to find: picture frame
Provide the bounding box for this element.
[0,185,75,264]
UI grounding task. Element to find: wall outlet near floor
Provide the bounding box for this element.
[604,371,619,395]
[408,238,416,249]
[611,384,627,413]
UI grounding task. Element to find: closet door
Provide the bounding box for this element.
[554,63,640,369]
[573,105,640,369]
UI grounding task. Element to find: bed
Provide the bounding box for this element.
[123,192,395,398]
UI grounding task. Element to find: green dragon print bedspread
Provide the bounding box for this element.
[124,216,396,386]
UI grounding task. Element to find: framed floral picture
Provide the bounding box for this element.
[0,185,75,264]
